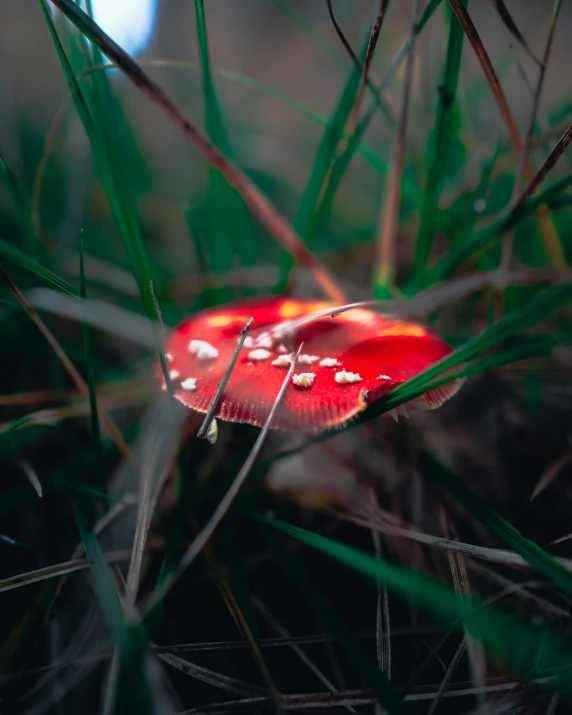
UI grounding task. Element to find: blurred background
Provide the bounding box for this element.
[2,1,572,713]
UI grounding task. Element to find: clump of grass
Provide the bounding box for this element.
[1,1,572,713]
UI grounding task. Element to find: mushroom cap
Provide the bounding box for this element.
[161,296,462,431]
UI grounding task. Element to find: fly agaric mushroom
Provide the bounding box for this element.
[159,296,463,431]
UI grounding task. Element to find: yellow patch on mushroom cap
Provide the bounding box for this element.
[377,324,426,338]
[208,314,250,328]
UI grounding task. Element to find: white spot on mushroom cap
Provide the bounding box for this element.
[272,354,293,367]
[277,344,289,354]
[320,357,340,367]
[377,374,392,380]
[254,333,273,349]
[243,336,255,349]
[169,369,180,380]
[298,354,319,365]
[166,353,173,362]
[248,348,272,361]
[181,377,197,391]
[293,372,315,388]
[335,370,362,384]
[189,339,219,360]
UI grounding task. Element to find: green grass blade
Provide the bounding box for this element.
[267,530,410,714]
[276,21,372,292]
[38,0,169,380]
[421,453,572,597]
[301,283,572,441]
[73,506,155,714]
[266,0,343,65]
[411,1,467,286]
[429,171,572,281]
[74,511,125,643]
[289,0,443,269]
[376,282,572,409]
[381,335,560,412]
[0,236,79,296]
[193,0,254,300]
[260,514,572,700]
[0,156,39,259]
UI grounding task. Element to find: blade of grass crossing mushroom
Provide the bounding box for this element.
[259,514,572,701]
[79,229,103,488]
[265,529,409,714]
[38,1,170,384]
[410,1,466,286]
[275,286,572,453]
[197,318,254,440]
[375,282,572,408]
[46,0,344,304]
[379,335,560,413]
[143,345,304,616]
[374,0,420,297]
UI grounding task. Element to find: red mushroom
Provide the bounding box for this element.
[160,296,463,431]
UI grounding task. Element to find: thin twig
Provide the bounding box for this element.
[521,0,562,172]
[325,0,389,121]
[352,1,391,120]
[197,318,253,439]
[531,442,572,502]
[503,0,565,272]
[447,0,522,154]
[517,122,572,205]
[488,0,541,65]
[158,651,267,697]
[174,678,557,713]
[333,508,572,573]
[253,597,355,712]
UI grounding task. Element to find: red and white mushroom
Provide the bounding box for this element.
[159,296,463,431]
